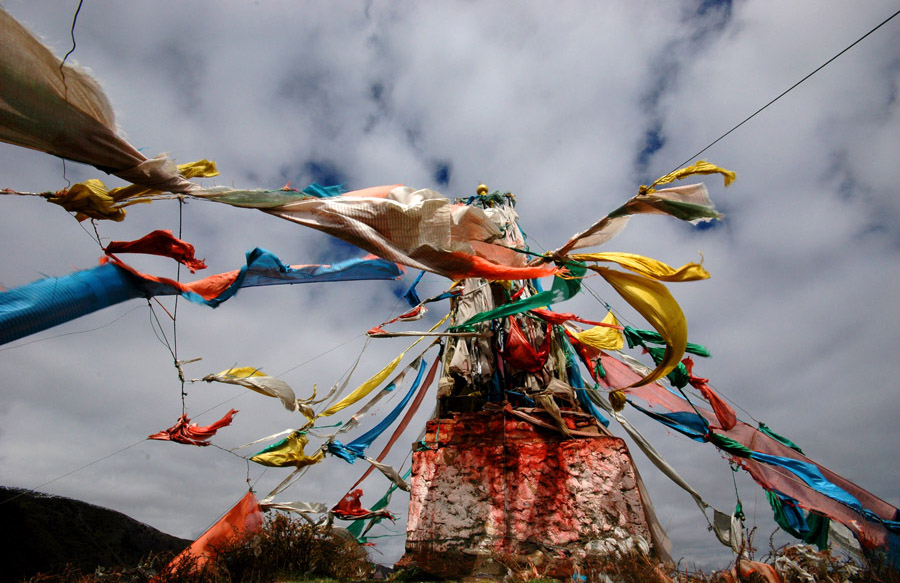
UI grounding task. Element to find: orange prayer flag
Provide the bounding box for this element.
[156,491,262,578]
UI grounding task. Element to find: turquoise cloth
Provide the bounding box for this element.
[0,251,401,345]
[328,359,428,463]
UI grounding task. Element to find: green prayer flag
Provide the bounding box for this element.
[624,326,711,357]
[646,346,690,388]
[765,490,829,550]
[451,262,586,330]
[759,422,804,454]
[708,433,753,457]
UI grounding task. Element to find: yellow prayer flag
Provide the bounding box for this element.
[572,311,624,351]
[217,366,266,378]
[108,159,220,202]
[572,252,710,282]
[609,389,627,412]
[249,432,325,468]
[593,267,688,387]
[317,353,406,418]
[646,160,735,192]
[46,159,219,221]
[316,314,449,418]
[47,179,124,221]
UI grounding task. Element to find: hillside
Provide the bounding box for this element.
[0,486,189,582]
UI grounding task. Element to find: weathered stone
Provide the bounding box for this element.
[400,411,656,579]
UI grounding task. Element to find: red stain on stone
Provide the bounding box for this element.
[400,410,655,579]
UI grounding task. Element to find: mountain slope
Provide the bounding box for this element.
[0,486,190,582]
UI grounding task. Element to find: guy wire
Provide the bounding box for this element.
[666,7,900,174]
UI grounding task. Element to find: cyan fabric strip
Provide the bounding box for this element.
[403,271,425,307]
[0,252,401,345]
[180,250,402,307]
[345,358,429,456]
[750,451,865,512]
[0,262,144,345]
[329,358,428,462]
[301,183,345,198]
[629,401,709,442]
[560,329,609,427]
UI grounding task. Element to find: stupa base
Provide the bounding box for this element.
[398,410,663,580]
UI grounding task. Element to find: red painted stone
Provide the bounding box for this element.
[400,410,655,579]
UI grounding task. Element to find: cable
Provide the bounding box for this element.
[251,466,270,489]
[0,438,145,506]
[0,304,144,353]
[704,379,761,425]
[188,331,374,421]
[75,216,104,249]
[667,6,900,174]
[146,299,176,358]
[185,288,414,421]
[275,332,367,378]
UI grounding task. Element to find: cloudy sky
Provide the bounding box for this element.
[1,0,898,570]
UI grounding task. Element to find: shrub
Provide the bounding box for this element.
[213,513,372,582]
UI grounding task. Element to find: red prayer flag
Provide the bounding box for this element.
[683,357,736,430]
[332,489,394,521]
[148,409,238,446]
[105,229,207,272]
[502,317,551,373]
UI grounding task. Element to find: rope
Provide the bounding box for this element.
[174,199,186,413]
[58,0,86,119]
[208,444,254,490]
[74,218,104,251]
[60,0,85,70]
